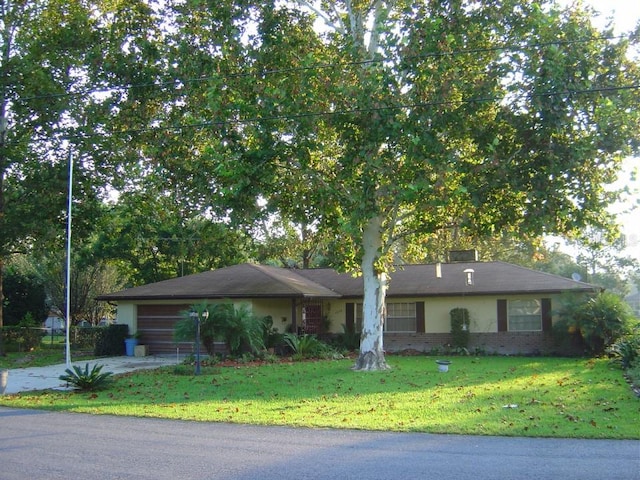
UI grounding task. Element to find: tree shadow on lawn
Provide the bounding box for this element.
[2,356,635,437]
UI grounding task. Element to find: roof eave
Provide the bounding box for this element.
[97,292,341,302]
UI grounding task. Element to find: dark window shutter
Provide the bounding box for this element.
[345,303,355,332]
[497,299,507,332]
[416,302,425,333]
[541,298,552,332]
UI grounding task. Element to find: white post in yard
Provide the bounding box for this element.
[65,151,73,368]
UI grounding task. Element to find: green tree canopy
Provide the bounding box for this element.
[169,0,638,369]
[3,0,639,371]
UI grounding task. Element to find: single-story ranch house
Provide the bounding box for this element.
[98,259,599,356]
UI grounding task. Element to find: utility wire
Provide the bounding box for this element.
[19,34,633,103]
[62,83,640,140]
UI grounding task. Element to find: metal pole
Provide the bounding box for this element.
[190,311,199,375]
[65,150,73,367]
[195,315,201,375]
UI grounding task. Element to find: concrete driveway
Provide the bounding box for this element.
[1,355,178,394]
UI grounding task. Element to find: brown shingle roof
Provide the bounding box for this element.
[98,261,598,302]
[97,263,341,301]
[296,261,598,298]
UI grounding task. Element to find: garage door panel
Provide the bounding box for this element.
[136,305,191,354]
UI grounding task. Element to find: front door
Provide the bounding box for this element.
[302,303,322,334]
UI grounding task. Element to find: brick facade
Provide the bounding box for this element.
[384,331,581,355]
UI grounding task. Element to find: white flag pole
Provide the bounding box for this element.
[65,150,73,368]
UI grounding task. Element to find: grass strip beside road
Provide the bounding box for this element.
[0,348,95,369]
[1,356,637,439]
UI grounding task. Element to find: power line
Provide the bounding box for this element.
[20,34,633,103]
[62,83,640,140]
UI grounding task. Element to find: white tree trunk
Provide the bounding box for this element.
[353,215,390,370]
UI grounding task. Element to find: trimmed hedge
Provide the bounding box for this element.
[94,324,129,356]
[450,307,470,350]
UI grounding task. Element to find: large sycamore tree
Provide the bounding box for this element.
[14,1,629,367]
[156,0,639,370]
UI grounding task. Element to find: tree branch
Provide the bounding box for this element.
[367,0,386,56]
[294,0,346,35]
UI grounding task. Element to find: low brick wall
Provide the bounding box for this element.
[385,332,581,355]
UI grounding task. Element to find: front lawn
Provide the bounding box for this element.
[0,355,637,439]
[0,346,95,369]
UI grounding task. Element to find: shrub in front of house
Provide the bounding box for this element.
[71,326,101,351]
[608,327,640,369]
[450,307,470,351]
[554,292,636,356]
[336,323,361,352]
[94,324,128,356]
[174,303,267,358]
[283,333,335,359]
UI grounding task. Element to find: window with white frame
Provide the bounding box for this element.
[508,299,542,331]
[355,302,417,333]
[386,302,417,332]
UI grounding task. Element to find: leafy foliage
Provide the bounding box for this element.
[0,0,110,339]
[1,326,44,352]
[336,323,361,352]
[59,363,113,391]
[174,303,267,357]
[222,304,268,356]
[94,201,255,285]
[555,292,636,355]
[2,0,639,369]
[260,316,285,352]
[94,325,128,356]
[608,328,640,369]
[165,0,639,368]
[2,264,47,327]
[283,333,332,359]
[450,308,470,350]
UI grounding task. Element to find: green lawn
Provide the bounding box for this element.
[1,355,638,439]
[0,346,95,369]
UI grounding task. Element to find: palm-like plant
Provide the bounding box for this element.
[283,333,330,359]
[555,292,636,355]
[59,363,113,391]
[174,303,267,357]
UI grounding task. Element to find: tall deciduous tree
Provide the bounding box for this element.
[0,0,101,353]
[0,0,164,353]
[14,0,634,371]
[568,226,638,294]
[195,0,639,369]
[92,192,255,285]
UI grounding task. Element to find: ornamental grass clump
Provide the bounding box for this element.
[59,363,113,391]
[283,333,333,359]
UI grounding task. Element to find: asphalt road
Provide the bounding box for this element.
[0,407,638,480]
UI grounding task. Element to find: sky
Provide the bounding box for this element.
[555,0,640,262]
[593,0,639,261]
